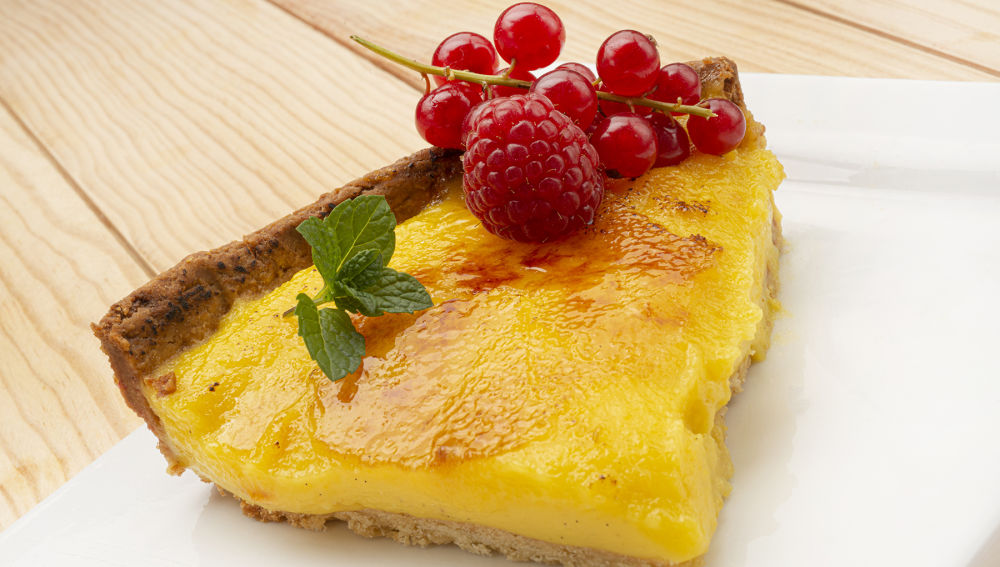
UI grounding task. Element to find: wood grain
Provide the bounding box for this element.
[271,0,998,88]
[785,0,1000,78]
[0,0,428,274]
[0,103,146,530]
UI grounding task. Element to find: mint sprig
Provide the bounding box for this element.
[292,195,432,381]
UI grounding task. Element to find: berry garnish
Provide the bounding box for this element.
[530,68,599,129]
[415,82,483,149]
[648,113,691,167]
[492,66,536,97]
[597,81,652,117]
[350,35,714,121]
[687,98,746,155]
[494,2,565,71]
[555,62,596,83]
[648,63,702,115]
[590,113,658,178]
[431,32,498,87]
[596,30,660,97]
[463,94,604,242]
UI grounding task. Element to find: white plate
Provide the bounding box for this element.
[3,74,999,567]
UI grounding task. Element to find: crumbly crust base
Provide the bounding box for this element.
[93,57,771,566]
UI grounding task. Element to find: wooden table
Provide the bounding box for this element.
[1,0,997,531]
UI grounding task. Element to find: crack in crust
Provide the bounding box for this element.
[92,57,768,565]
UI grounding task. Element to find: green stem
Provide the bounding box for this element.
[282,284,331,317]
[350,35,715,119]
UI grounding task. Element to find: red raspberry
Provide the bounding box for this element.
[463,94,604,242]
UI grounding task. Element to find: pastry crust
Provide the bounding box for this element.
[93,57,765,566]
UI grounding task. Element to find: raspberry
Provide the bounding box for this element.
[463,94,604,242]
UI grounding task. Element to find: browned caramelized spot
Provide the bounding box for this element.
[145,372,177,397]
[663,196,710,215]
[413,192,720,298]
[314,298,556,468]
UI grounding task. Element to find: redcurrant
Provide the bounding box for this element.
[555,62,596,83]
[648,112,690,167]
[494,3,565,71]
[596,30,660,97]
[687,98,746,155]
[648,63,701,115]
[530,69,598,129]
[415,82,483,149]
[590,113,658,178]
[431,32,499,87]
[492,66,536,97]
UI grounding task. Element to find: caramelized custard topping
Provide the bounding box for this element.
[147,146,784,562]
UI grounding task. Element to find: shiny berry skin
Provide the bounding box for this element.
[597,81,652,117]
[463,94,604,242]
[530,69,598,129]
[648,112,690,167]
[687,98,746,155]
[492,66,536,97]
[596,30,660,97]
[555,62,596,83]
[494,2,565,71]
[431,32,498,87]
[415,82,483,149]
[649,63,702,115]
[590,113,658,178]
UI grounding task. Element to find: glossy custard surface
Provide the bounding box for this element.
[148,146,783,562]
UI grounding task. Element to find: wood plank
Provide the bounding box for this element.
[0,103,147,530]
[272,0,997,84]
[784,0,1000,78]
[0,0,428,274]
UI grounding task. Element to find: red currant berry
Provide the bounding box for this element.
[463,94,604,242]
[492,66,536,97]
[590,113,658,178]
[530,69,599,129]
[595,30,660,97]
[648,63,702,115]
[597,81,652,117]
[648,112,690,167]
[494,2,565,71]
[415,82,483,150]
[555,62,596,83]
[687,98,746,156]
[431,32,499,87]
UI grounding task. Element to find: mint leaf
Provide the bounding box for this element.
[291,195,433,382]
[333,194,396,265]
[332,281,382,317]
[366,268,434,313]
[296,217,342,285]
[337,248,383,287]
[295,293,365,381]
[296,195,396,283]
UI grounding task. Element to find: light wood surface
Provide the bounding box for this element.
[0,0,426,274]
[790,0,1000,77]
[0,0,997,533]
[273,0,1000,88]
[0,102,145,528]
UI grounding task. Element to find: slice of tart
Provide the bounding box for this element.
[94,58,782,566]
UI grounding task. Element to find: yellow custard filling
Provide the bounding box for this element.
[147,146,783,563]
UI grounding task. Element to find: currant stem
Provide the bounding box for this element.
[350,35,716,119]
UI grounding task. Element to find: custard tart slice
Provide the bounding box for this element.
[94,57,782,567]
